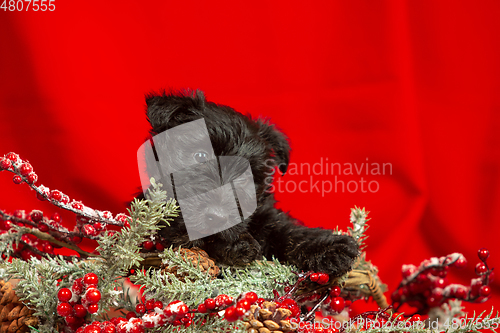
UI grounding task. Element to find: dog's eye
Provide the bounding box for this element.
[193,151,209,163]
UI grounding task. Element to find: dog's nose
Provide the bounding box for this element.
[205,212,228,226]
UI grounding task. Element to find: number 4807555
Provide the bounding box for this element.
[1,0,56,11]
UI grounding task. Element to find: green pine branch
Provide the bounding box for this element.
[131,247,298,307]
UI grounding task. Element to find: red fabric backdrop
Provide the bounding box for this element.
[1,0,499,315]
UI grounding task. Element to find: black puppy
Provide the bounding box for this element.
[142,90,359,277]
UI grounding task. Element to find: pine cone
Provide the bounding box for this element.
[161,247,220,282]
[242,301,296,333]
[0,280,38,333]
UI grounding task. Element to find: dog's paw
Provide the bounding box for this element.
[210,232,262,266]
[294,234,360,277]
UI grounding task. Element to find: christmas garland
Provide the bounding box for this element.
[0,152,498,333]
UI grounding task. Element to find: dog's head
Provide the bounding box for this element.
[142,90,290,239]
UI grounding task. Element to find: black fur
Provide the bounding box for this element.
[142,89,359,277]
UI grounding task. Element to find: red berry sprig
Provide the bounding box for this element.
[56,272,103,330]
[0,152,130,229]
[391,249,494,313]
[222,292,256,322]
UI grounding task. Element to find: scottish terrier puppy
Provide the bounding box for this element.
[141,90,359,277]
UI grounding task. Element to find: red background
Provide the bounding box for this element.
[1,0,499,315]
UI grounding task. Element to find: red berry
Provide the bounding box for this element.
[30,210,43,222]
[153,301,163,309]
[72,202,84,210]
[438,268,448,278]
[84,324,100,333]
[215,294,232,308]
[93,222,103,231]
[115,214,129,223]
[310,273,319,282]
[65,314,78,325]
[433,278,446,289]
[83,224,97,236]
[72,278,84,295]
[103,325,116,333]
[126,312,137,319]
[51,212,62,223]
[38,223,49,232]
[110,317,124,325]
[58,288,73,302]
[427,296,440,307]
[6,153,19,162]
[27,173,38,184]
[13,175,23,184]
[0,158,12,170]
[124,221,130,228]
[50,190,62,201]
[480,285,491,297]
[88,304,99,314]
[432,288,444,301]
[205,298,216,310]
[197,304,207,313]
[237,299,251,311]
[455,287,467,299]
[155,242,164,251]
[143,241,154,251]
[74,304,87,317]
[43,243,54,254]
[163,300,189,319]
[19,163,33,176]
[289,304,300,317]
[330,297,345,313]
[84,273,99,287]
[317,273,329,285]
[57,302,73,316]
[244,292,258,304]
[330,286,341,297]
[102,211,113,219]
[36,191,46,201]
[20,249,35,261]
[13,210,24,219]
[391,312,403,321]
[235,306,246,317]
[478,248,490,261]
[130,325,144,333]
[72,236,83,244]
[3,220,13,230]
[224,306,238,322]
[145,299,155,310]
[86,288,101,304]
[61,195,70,204]
[476,263,488,275]
[135,303,146,314]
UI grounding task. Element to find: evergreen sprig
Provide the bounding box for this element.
[131,248,298,307]
[97,178,179,273]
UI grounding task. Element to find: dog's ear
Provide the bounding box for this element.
[257,120,290,175]
[145,90,205,134]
